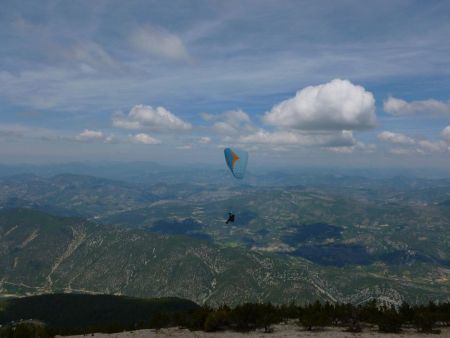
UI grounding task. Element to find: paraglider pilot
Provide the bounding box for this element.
[226,212,235,224]
[223,147,247,226]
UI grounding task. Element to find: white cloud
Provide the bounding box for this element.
[389,148,413,155]
[203,104,370,151]
[213,121,237,135]
[387,141,447,155]
[378,131,416,145]
[238,129,356,147]
[104,135,115,143]
[238,130,302,145]
[223,110,251,124]
[441,126,450,141]
[264,79,376,131]
[198,136,211,144]
[378,129,449,155]
[325,142,376,154]
[211,109,255,135]
[129,133,161,145]
[384,97,450,116]
[113,105,191,131]
[416,140,447,153]
[70,41,119,70]
[202,82,376,153]
[75,129,110,142]
[130,26,190,61]
[200,112,215,121]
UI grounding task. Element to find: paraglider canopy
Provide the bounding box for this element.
[224,147,248,179]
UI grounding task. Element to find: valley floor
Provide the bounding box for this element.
[62,324,450,338]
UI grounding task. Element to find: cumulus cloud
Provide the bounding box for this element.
[113,105,191,132]
[223,110,251,124]
[325,142,376,154]
[378,129,449,155]
[198,136,211,144]
[201,104,369,152]
[416,140,447,153]
[384,97,450,116]
[378,131,416,145]
[238,130,302,145]
[441,126,450,141]
[389,148,413,155]
[388,141,448,155]
[204,81,376,152]
[238,129,356,147]
[130,26,190,61]
[129,133,161,145]
[75,129,113,143]
[264,79,376,131]
[200,112,215,121]
[211,109,255,135]
[70,41,119,70]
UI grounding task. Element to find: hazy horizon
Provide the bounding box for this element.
[1,160,449,181]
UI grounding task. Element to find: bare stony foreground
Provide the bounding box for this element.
[62,324,450,338]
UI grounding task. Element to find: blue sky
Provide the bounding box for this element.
[1,0,450,168]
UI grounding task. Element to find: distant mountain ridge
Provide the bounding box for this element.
[0,174,156,217]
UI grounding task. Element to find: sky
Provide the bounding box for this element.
[1,0,450,168]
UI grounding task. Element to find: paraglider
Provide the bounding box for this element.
[224,147,248,179]
[223,147,248,224]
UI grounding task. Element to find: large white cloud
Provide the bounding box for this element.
[384,97,450,116]
[202,105,368,152]
[113,105,191,131]
[130,26,190,61]
[264,79,376,131]
[378,131,416,145]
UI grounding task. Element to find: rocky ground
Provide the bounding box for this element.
[62,323,450,337]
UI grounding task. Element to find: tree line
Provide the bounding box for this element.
[150,300,449,334]
[1,300,449,337]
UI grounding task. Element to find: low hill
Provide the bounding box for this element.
[0,293,198,334]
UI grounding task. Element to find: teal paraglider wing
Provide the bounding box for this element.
[224,148,248,179]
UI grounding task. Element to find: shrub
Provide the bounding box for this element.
[204,309,229,332]
[376,309,402,333]
[415,310,440,334]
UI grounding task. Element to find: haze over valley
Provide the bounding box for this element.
[1,164,449,307]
